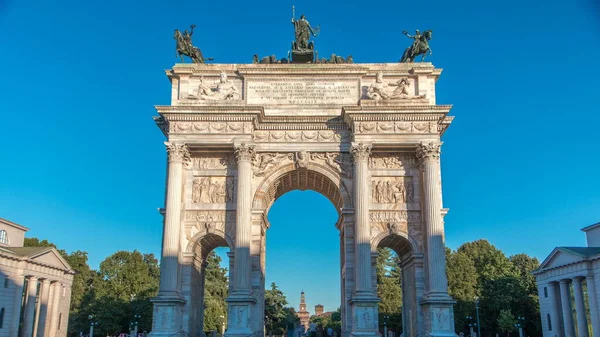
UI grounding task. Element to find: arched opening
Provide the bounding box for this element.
[187,232,231,337]
[374,233,420,337]
[255,166,350,337]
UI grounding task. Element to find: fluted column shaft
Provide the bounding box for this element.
[560,279,575,337]
[351,143,373,295]
[416,142,449,296]
[573,277,589,337]
[22,276,38,337]
[35,279,51,337]
[548,282,563,337]
[10,275,25,336]
[47,282,61,337]
[233,143,254,293]
[159,142,189,295]
[586,276,600,337]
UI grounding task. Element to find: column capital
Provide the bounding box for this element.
[41,278,51,285]
[559,278,572,284]
[165,142,190,163]
[416,141,442,163]
[27,275,38,281]
[350,142,372,162]
[573,276,585,282]
[234,143,256,162]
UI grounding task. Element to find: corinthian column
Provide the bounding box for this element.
[233,142,254,295]
[22,276,38,337]
[158,142,189,297]
[416,142,450,298]
[35,279,51,337]
[225,143,255,337]
[351,142,373,297]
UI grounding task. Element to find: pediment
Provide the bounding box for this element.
[538,248,585,270]
[29,249,72,271]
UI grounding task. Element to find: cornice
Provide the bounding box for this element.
[156,105,264,114]
[343,104,452,113]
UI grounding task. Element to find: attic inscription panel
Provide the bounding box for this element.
[246,78,359,105]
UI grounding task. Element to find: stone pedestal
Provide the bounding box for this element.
[149,298,186,336]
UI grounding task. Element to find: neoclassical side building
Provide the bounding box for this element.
[0,218,74,337]
[534,223,600,337]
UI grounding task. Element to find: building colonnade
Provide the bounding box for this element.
[545,276,600,337]
[15,275,66,337]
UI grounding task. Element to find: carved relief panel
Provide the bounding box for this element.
[192,177,235,203]
[192,154,235,170]
[369,152,417,170]
[372,177,414,204]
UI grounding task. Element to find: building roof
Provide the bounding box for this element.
[581,222,600,232]
[558,247,600,258]
[0,217,29,231]
[0,246,73,272]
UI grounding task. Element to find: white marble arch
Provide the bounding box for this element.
[250,162,353,335]
[182,230,233,337]
[372,232,425,337]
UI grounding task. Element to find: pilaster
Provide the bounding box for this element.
[22,276,38,337]
[548,282,563,337]
[559,279,575,337]
[573,277,589,337]
[35,279,51,337]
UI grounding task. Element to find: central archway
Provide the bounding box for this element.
[250,163,354,336]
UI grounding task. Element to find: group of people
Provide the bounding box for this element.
[373,179,414,204]
[192,177,234,204]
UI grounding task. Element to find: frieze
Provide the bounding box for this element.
[372,177,414,203]
[192,177,235,203]
[355,121,437,134]
[184,210,235,222]
[170,122,252,134]
[369,153,417,169]
[253,130,351,143]
[369,211,421,223]
[192,155,234,170]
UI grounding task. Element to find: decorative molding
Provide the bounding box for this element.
[372,177,414,204]
[355,121,437,134]
[350,143,372,162]
[165,142,190,163]
[185,210,235,222]
[169,122,252,134]
[253,130,350,143]
[369,211,421,223]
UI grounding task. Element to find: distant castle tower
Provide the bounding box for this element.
[297,291,310,331]
[315,304,324,316]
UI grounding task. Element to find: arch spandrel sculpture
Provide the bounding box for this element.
[151,62,456,337]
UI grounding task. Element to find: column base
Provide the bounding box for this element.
[420,296,458,337]
[349,296,381,337]
[149,294,186,337]
[225,293,257,337]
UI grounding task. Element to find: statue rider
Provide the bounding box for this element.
[403,29,421,59]
[183,24,196,54]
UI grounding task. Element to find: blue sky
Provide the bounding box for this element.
[1,0,599,314]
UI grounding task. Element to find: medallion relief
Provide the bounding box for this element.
[372,177,414,203]
[192,177,234,203]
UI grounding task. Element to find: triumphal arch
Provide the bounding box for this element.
[150,61,456,337]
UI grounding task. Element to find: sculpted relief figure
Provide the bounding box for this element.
[192,177,233,203]
[295,150,310,169]
[367,72,426,101]
[372,178,414,203]
[253,153,293,177]
[187,72,240,101]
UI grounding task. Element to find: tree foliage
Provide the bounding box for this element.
[497,309,516,336]
[447,240,541,337]
[377,248,402,334]
[265,282,290,334]
[203,251,229,333]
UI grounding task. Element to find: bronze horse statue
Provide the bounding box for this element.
[400,30,433,63]
[174,26,212,63]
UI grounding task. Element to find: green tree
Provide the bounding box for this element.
[376,248,402,333]
[265,282,289,334]
[203,251,229,333]
[497,309,516,337]
[446,248,477,332]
